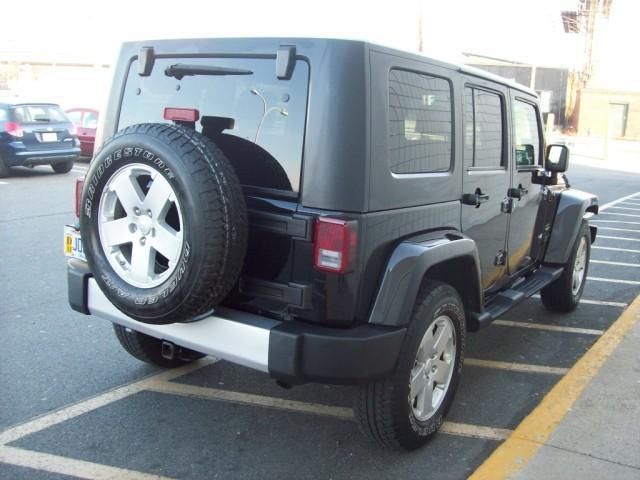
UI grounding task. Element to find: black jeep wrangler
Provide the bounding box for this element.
[66,38,598,450]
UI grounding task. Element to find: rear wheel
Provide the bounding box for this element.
[540,220,591,312]
[52,160,74,173]
[354,281,465,450]
[113,324,205,368]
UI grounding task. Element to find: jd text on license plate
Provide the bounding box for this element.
[64,225,86,261]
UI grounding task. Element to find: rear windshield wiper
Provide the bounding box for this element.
[165,64,253,80]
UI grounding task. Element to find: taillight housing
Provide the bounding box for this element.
[5,121,23,138]
[313,217,357,274]
[75,177,85,218]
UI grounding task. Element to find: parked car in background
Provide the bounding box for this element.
[66,108,99,156]
[0,102,80,177]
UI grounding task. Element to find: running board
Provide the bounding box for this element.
[467,266,563,331]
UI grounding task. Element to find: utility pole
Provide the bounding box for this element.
[418,8,424,52]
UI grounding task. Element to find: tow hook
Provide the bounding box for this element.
[161,340,176,360]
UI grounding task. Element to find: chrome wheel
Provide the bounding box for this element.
[98,163,184,288]
[571,236,588,296]
[409,315,456,422]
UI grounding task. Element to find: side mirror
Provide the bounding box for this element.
[545,144,570,172]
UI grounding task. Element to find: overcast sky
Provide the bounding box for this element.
[3,0,580,65]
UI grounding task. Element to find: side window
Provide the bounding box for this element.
[513,100,541,167]
[388,69,452,174]
[83,111,98,129]
[463,87,504,168]
[66,110,82,126]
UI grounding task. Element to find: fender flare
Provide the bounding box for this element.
[544,189,598,265]
[368,231,482,328]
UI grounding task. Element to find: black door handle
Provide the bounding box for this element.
[462,190,490,207]
[508,185,529,199]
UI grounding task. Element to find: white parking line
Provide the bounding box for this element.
[464,359,569,375]
[598,235,640,242]
[597,227,640,233]
[0,360,214,446]
[600,212,640,218]
[145,380,513,441]
[600,192,640,211]
[530,295,627,308]
[607,206,640,212]
[591,259,640,268]
[592,245,640,253]
[492,320,604,336]
[0,181,7,185]
[592,219,640,225]
[618,201,640,207]
[0,446,173,480]
[587,276,640,286]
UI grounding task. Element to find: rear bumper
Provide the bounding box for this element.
[68,261,405,385]
[1,141,81,166]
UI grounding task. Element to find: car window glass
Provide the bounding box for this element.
[388,69,452,174]
[514,100,541,167]
[67,110,82,125]
[12,105,67,124]
[120,57,309,193]
[0,109,7,121]
[464,87,504,168]
[83,111,98,129]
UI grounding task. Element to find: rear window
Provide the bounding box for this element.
[11,105,68,124]
[119,57,309,194]
[0,108,7,121]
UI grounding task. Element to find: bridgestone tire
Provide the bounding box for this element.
[354,281,465,450]
[51,159,74,174]
[80,123,247,324]
[113,324,205,368]
[540,220,591,313]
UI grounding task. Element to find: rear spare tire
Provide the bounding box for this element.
[80,123,247,324]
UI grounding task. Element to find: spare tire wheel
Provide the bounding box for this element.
[80,123,247,324]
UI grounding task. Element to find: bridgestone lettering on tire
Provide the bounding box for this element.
[80,123,248,324]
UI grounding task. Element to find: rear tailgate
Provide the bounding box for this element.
[11,105,76,151]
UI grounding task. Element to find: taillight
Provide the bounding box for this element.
[75,177,85,218]
[5,121,23,138]
[163,108,200,122]
[313,217,357,274]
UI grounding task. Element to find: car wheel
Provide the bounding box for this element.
[113,324,205,368]
[0,155,10,178]
[52,160,74,174]
[80,123,247,324]
[540,220,591,312]
[354,281,465,450]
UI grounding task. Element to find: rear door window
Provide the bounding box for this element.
[119,57,309,194]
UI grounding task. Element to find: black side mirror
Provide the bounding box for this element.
[545,144,570,173]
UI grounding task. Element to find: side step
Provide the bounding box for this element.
[467,266,563,331]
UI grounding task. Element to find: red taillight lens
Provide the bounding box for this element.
[313,217,357,274]
[75,177,85,218]
[5,121,23,138]
[163,108,200,122]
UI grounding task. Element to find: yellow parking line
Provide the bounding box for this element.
[469,293,640,480]
[0,445,173,480]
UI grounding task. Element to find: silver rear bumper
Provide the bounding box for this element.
[87,279,279,372]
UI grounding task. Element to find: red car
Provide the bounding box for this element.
[66,108,98,156]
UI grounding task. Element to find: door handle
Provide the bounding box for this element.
[508,185,528,199]
[462,189,490,207]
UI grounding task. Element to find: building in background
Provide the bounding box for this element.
[463,53,571,130]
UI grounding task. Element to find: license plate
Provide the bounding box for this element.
[42,132,58,142]
[64,225,86,261]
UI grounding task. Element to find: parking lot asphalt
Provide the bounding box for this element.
[1,161,639,480]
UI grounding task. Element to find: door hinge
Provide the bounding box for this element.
[494,250,506,266]
[501,197,514,214]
